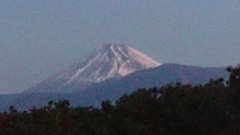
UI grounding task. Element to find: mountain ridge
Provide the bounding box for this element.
[0,63,229,111]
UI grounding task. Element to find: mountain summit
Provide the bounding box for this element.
[26,44,160,93]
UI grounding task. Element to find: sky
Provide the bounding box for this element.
[0,0,240,93]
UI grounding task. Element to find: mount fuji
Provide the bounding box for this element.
[26,44,160,93]
[0,44,230,111]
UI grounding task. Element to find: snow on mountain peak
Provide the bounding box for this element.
[66,44,160,83]
[26,44,160,93]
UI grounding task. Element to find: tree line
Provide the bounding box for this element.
[0,65,239,135]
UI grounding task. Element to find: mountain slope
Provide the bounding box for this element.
[26,44,160,93]
[85,63,229,100]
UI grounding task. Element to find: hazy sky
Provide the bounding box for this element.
[0,0,240,93]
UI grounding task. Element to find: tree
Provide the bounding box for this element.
[227,65,240,88]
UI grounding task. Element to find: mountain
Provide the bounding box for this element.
[25,44,160,93]
[4,44,229,111]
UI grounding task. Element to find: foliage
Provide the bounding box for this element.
[0,66,240,135]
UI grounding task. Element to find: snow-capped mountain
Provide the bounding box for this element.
[26,44,160,93]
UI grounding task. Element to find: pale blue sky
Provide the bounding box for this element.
[0,0,240,93]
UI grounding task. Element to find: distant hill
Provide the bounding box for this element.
[0,63,229,111]
[83,63,229,101]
